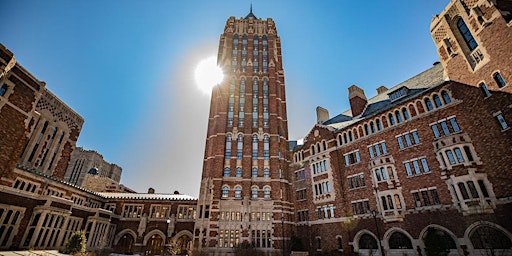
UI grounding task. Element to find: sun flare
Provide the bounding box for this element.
[195,56,224,94]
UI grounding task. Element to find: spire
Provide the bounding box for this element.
[245,3,257,19]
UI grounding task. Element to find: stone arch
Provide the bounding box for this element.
[408,103,417,117]
[464,221,512,253]
[353,229,379,252]
[114,228,137,245]
[143,229,166,246]
[416,100,425,114]
[171,229,193,244]
[419,224,459,255]
[383,227,414,250]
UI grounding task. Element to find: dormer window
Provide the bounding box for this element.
[388,87,408,101]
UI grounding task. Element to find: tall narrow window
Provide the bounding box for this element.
[238,79,245,127]
[395,110,403,123]
[441,91,451,104]
[263,135,269,160]
[241,34,248,72]
[402,108,410,120]
[388,113,395,125]
[237,134,243,160]
[225,135,232,159]
[253,35,259,72]
[262,35,268,73]
[264,187,270,199]
[457,18,478,51]
[252,187,258,199]
[252,135,258,159]
[264,168,270,178]
[493,72,507,88]
[232,35,238,70]
[222,186,229,198]
[252,168,258,178]
[263,79,269,128]
[0,84,7,96]
[253,79,259,128]
[480,82,491,97]
[235,186,242,199]
[496,114,509,130]
[224,168,230,177]
[425,98,434,111]
[433,95,442,108]
[236,167,242,177]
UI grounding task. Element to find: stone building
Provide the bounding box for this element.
[0,44,197,254]
[64,146,122,187]
[290,0,512,255]
[193,7,294,255]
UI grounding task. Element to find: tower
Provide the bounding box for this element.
[193,8,293,255]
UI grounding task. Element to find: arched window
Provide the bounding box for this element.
[232,35,239,70]
[264,187,271,199]
[423,228,457,251]
[311,145,315,155]
[441,91,451,104]
[323,141,327,151]
[470,225,512,249]
[425,98,434,111]
[388,113,396,125]
[252,168,258,178]
[237,134,243,160]
[236,167,242,177]
[394,194,402,209]
[395,110,403,123]
[337,237,343,250]
[376,119,382,131]
[262,35,268,73]
[493,72,507,88]
[359,234,378,249]
[263,135,270,160]
[222,186,229,198]
[252,135,258,159]
[457,18,478,51]
[317,143,321,153]
[370,121,376,133]
[348,131,353,142]
[224,168,230,177]
[389,232,413,249]
[264,168,270,178]
[241,35,248,72]
[402,108,410,120]
[235,186,242,199]
[343,133,348,144]
[252,187,258,199]
[364,124,370,135]
[225,135,232,159]
[433,94,442,108]
[338,134,343,146]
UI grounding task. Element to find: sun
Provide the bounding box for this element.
[195,56,224,94]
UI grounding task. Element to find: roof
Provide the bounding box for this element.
[323,63,445,130]
[98,192,197,201]
[244,4,257,19]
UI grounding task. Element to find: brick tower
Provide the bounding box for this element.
[193,7,293,255]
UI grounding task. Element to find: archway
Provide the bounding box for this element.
[118,233,135,254]
[469,224,512,256]
[423,227,457,256]
[146,234,164,256]
[171,230,193,255]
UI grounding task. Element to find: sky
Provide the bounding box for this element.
[1,1,449,197]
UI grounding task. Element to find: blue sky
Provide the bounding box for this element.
[1,1,449,196]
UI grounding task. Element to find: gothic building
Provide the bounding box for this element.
[290,0,512,255]
[193,8,294,255]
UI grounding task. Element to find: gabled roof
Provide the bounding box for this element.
[322,63,445,131]
[98,192,197,201]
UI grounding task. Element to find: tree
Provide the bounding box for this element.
[64,230,87,254]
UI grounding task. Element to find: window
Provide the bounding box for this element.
[252,168,258,178]
[457,18,478,51]
[374,167,388,182]
[480,82,491,97]
[344,151,361,165]
[402,108,410,120]
[433,95,442,108]
[425,98,434,111]
[368,141,387,158]
[252,135,258,159]
[296,189,307,200]
[224,168,230,177]
[389,232,413,249]
[0,205,24,249]
[263,168,270,178]
[219,229,240,248]
[493,72,507,88]
[496,113,509,130]
[236,167,242,177]
[376,119,382,131]
[263,135,269,160]
[264,187,270,199]
[251,229,272,248]
[397,131,420,149]
[347,173,366,189]
[431,117,461,138]
[222,186,229,198]
[225,135,232,159]
[0,84,7,97]
[177,206,196,219]
[237,134,243,159]
[150,205,170,219]
[440,146,476,168]
[263,79,269,128]
[388,113,396,125]
[351,199,370,215]
[395,110,403,123]
[404,157,430,176]
[297,210,309,222]
[412,188,441,208]
[441,91,451,104]
[252,187,258,199]
[122,204,143,218]
[235,186,242,199]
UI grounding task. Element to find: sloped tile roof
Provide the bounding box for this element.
[98,192,197,201]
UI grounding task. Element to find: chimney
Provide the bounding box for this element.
[348,85,367,117]
[148,188,155,194]
[376,86,388,95]
[316,106,329,124]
